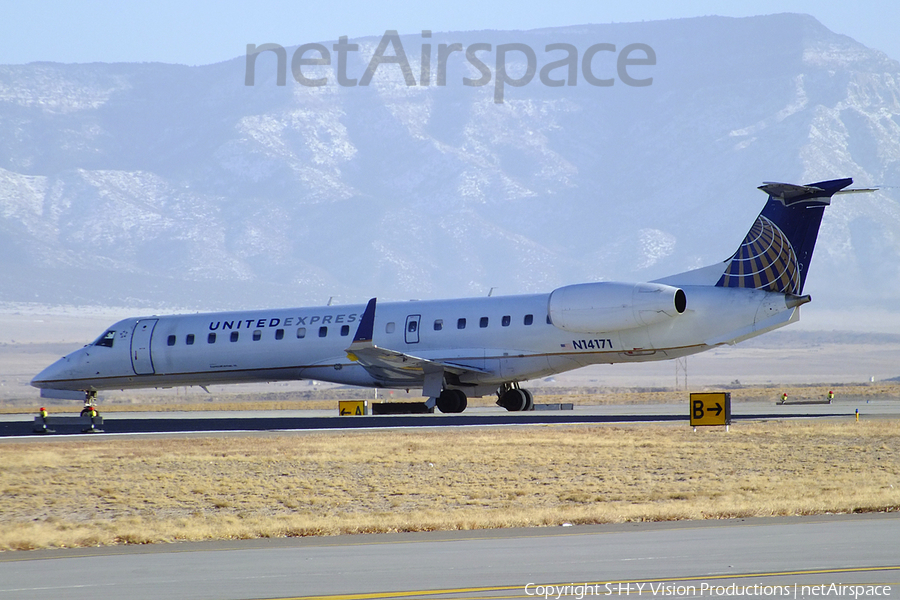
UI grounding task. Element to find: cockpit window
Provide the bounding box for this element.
[93,330,116,348]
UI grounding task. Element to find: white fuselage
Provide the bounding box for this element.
[32,284,798,396]
[33,177,853,406]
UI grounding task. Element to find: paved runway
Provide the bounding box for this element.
[1,514,897,599]
[3,398,897,438]
[1,401,898,599]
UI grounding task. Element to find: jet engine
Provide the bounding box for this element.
[548,282,686,333]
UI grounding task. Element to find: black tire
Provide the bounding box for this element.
[451,389,467,413]
[436,390,454,413]
[522,389,534,411]
[499,389,527,411]
[437,389,467,413]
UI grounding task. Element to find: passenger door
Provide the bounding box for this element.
[131,319,158,374]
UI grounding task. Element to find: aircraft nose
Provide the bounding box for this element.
[31,354,76,389]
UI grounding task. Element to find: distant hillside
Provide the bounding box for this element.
[1,14,898,311]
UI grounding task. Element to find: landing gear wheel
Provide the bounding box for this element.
[522,389,534,411]
[80,391,98,417]
[499,388,528,412]
[436,389,467,413]
[452,390,467,413]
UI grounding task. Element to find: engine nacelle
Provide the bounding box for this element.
[548,282,687,333]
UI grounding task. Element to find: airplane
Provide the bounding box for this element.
[32,178,870,413]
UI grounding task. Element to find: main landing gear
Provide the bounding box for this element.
[497,383,534,412]
[435,389,467,413]
[433,383,534,413]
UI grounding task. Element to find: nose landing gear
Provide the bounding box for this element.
[79,391,99,417]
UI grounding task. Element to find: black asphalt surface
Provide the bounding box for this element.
[0,410,851,437]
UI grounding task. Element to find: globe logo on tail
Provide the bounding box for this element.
[716,215,801,294]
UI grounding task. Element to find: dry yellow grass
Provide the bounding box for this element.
[1,420,898,551]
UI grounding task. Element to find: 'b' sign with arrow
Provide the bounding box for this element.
[689,392,731,427]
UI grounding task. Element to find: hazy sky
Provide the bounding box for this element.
[2,0,898,66]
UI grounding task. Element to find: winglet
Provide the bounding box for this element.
[352,298,376,344]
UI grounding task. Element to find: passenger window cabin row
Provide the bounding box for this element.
[163,313,545,346]
[166,325,349,346]
[436,313,536,331]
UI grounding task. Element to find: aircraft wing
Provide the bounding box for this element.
[345,298,489,393]
[346,344,490,377]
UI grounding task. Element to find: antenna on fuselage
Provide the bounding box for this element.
[488,287,496,297]
[327,296,334,306]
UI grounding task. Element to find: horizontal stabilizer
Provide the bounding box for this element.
[758,181,827,200]
[758,178,853,206]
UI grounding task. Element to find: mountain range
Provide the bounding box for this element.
[1,13,898,316]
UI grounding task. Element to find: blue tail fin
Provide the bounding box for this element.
[716,178,853,294]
